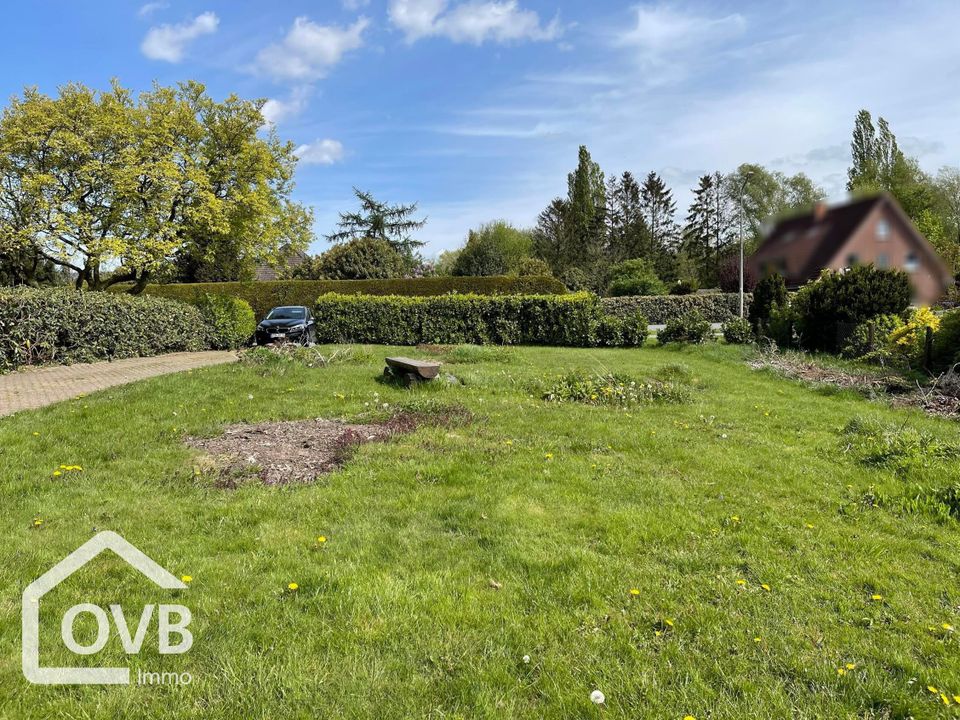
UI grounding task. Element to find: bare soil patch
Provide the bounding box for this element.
[187,403,473,486]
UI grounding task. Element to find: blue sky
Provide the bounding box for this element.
[2,1,959,256]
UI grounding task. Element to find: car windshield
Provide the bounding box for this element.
[266,307,306,320]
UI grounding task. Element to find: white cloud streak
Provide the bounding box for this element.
[295,139,345,165]
[141,11,219,62]
[389,0,561,45]
[255,16,369,81]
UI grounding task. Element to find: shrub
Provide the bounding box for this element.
[792,265,911,352]
[517,257,552,277]
[124,276,567,319]
[669,280,697,295]
[606,259,666,297]
[196,294,256,349]
[721,317,753,344]
[931,309,960,371]
[289,238,407,280]
[312,292,642,348]
[658,311,712,345]
[0,287,206,369]
[718,256,757,293]
[840,314,904,360]
[749,274,788,333]
[602,293,749,324]
[594,311,649,348]
[452,222,533,276]
[886,307,940,368]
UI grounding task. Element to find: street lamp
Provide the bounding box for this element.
[738,171,753,319]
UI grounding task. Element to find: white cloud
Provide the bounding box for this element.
[295,139,345,165]
[437,121,564,138]
[138,2,168,17]
[141,11,219,62]
[260,87,312,127]
[255,17,369,81]
[389,0,561,45]
[618,5,746,63]
[342,0,371,9]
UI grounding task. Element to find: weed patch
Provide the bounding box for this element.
[543,371,689,407]
[239,344,372,374]
[840,416,959,474]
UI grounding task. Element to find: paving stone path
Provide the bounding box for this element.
[0,351,238,417]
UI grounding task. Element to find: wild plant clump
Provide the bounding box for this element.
[543,371,689,407]
[239,344,371,374]
[841,416,959,474]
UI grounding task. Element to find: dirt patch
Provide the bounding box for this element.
[187,403,473,486]
[749,353,960,420]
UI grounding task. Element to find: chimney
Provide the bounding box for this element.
[812,202,828,222]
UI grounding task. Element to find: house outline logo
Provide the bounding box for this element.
[22,530,188,685]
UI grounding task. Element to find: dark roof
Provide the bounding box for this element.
[750,195,882,284]
[253,249,309,282]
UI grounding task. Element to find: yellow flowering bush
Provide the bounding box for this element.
[886,306,940,367]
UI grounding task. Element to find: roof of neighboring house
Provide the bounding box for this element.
[253,249,309,282]
[749,193,951,285]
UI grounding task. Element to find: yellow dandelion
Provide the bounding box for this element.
[33,518,43,527]
[544,453,553,460]
[505,439,513,446]
[736,579,747,586]
[629,588,640,596]
[753,637,762,643]
[664,618,674,627]
[181,575,192,583]
[684,716,696,720]
[928,685,938,694]
[805,523,814,529]
[953,695,960,704]
[287,582,299,591]
[942,694,951,706]
[730,515,740,522]
[845,663,856,670]
[942,623,954,631]
[871,594,883,601]
[837,668,846,676]
[32,432,39,437]
[317,536,327,544]
[52,470,62,477]
[761,583,771,592]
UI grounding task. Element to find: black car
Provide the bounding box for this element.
[254,306,316,345]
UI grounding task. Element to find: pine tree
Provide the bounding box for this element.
[639,172,679,274]
[606,171,649,263]
[326,188,427,256]
[532,198,571,274]
[682,173,734,285]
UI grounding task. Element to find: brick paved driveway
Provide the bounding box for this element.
[0,351,238,417]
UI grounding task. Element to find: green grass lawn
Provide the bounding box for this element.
[2,343,959,719]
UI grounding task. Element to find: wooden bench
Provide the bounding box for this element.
[384,356,442,382]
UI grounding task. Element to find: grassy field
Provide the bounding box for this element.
[1,343,959,719]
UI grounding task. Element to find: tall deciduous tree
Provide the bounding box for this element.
[727,163,825,250]
[565,145,607,272]
[0,81,313,291]
[326,188,426,256]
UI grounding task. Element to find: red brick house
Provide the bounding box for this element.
[748,194,953,305]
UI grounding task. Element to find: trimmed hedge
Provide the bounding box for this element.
[195,294,256,350]
[0,287,207,369]
[122,276,567,319]
[313,292,647,347]
[601,293,751,324]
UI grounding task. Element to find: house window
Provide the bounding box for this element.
[877,219,890,240]
[905,252,919,272]
[877,253,889,269]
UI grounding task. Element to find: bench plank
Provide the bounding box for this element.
[385,356,442,379]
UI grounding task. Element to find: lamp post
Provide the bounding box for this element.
[738,171,753,319]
